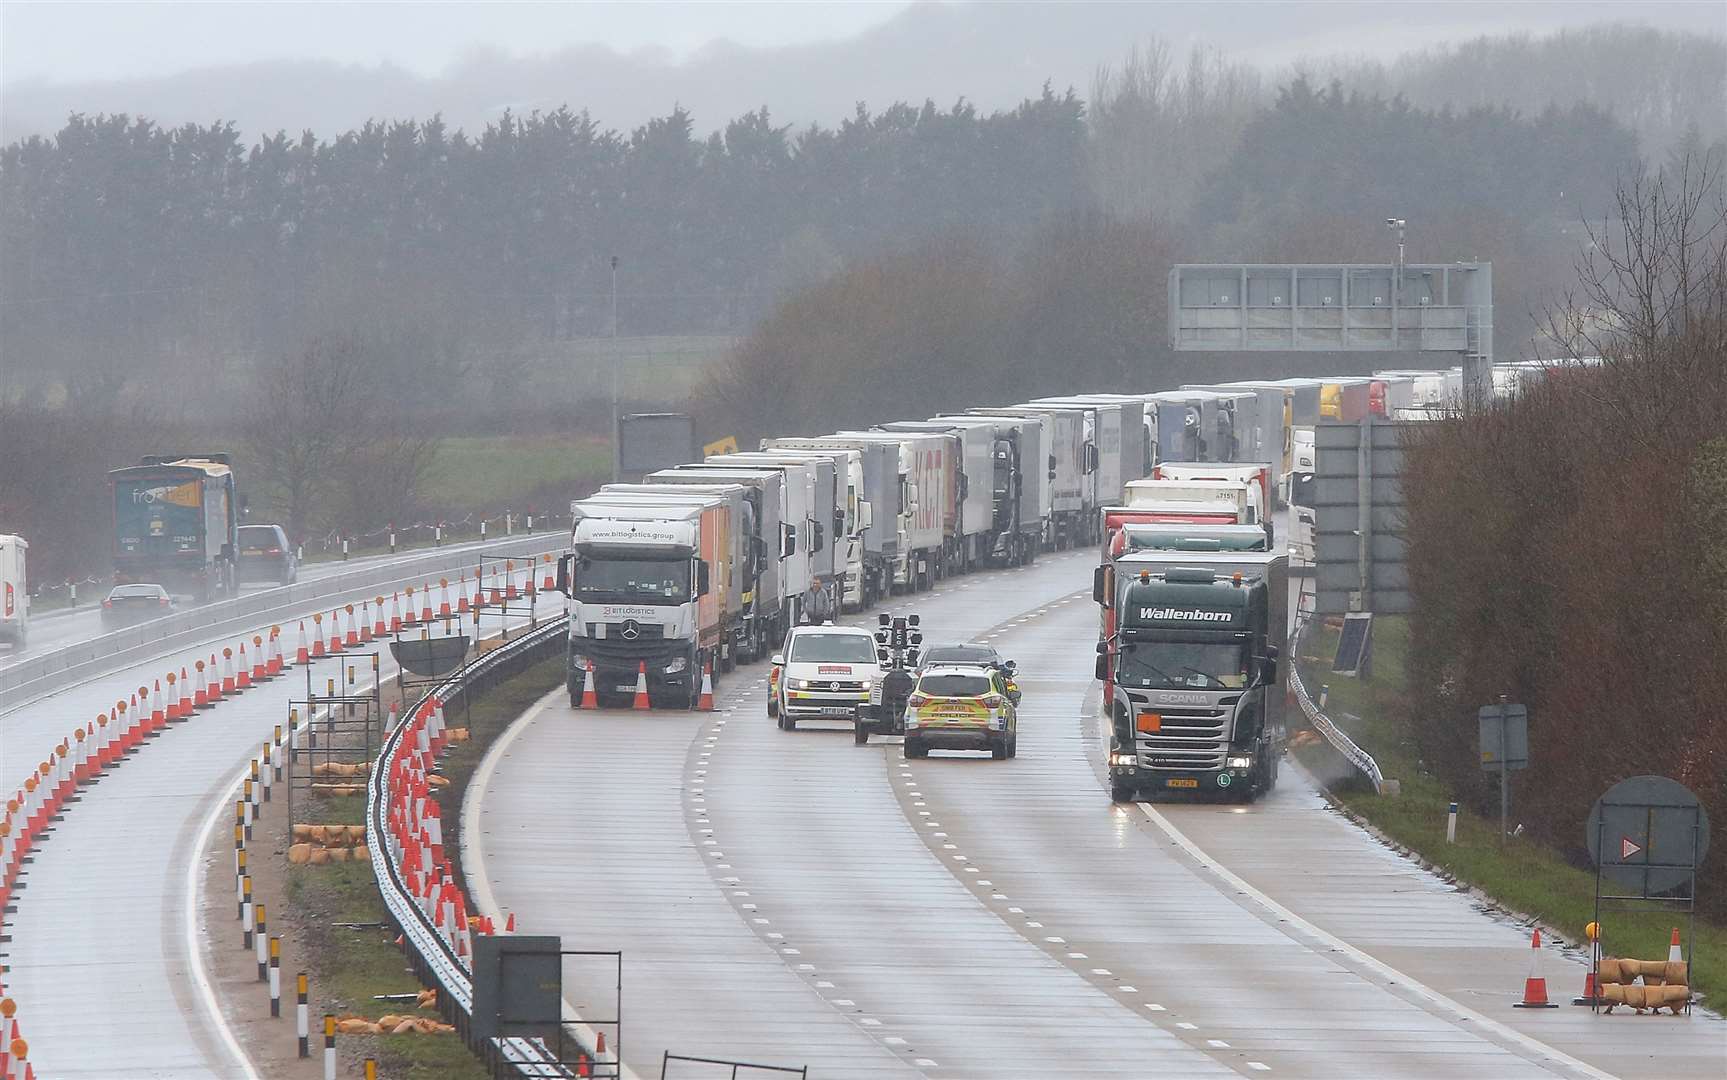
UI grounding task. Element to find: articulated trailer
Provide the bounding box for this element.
[108,453,240,603]
[878,418,997,574]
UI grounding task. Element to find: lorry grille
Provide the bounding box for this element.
[586,621,665,641]
[1137,707,1228,770]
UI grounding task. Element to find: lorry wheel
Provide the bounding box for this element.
[854,721,869,746]
[780,715,797,732]
[1006,734,1017,759]
[767,695,778,719]
[903,738,927,759]
[1110,779,1136,803]
[991,740,1007,760]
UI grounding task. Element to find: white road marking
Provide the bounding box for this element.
[1207,1039,1231,1048]
[1144,1003,1166,1012]
[464,686,647,1080]
[1247,1063,1272,1072]
[1137,802,1618,1080]
[187,758,265,1080]
[1177,1022,1198,1030]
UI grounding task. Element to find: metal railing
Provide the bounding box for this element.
[1288,600,1388,795]
[366,613,580,1077]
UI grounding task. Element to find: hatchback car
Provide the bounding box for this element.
[238,523,298,586]
[903,664,1017,760]
[101,583,175,629]
[770,623,881,730]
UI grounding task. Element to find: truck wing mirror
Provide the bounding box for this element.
[781,523,797,557]
[1092,565,1106,605]
[697,560,711,597]
[1085,444,1099,473]
[1094,654,1109,681]
[1095,640,1108,655]
[858,501,873,530]
[833,509,845,539]
[813,521,825,551]
[555,554,574,595]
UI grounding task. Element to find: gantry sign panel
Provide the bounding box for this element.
[1168,263,1492,360]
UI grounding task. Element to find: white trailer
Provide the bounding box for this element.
[970,404,1089,549]
[833,431,949,592]
[879,418,996,572]
[708,450,845,622]
[0,534,28,649]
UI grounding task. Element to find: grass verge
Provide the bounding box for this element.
[1292,615,1725,1009]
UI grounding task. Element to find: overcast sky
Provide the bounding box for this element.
[1,1,912,84]
[4,0,1721,87]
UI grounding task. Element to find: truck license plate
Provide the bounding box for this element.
[1166,778,1199,789]
[820,707,854,717]
[615,684,637,693]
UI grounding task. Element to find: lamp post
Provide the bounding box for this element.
[609,254,620,482]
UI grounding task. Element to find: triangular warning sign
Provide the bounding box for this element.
[1621,836,1643,859]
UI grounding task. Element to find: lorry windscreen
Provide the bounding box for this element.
[574,558,689,603]
[790,634,877,663]
[1118,640,1248,690]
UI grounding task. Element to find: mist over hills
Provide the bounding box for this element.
[3,0,1720,144]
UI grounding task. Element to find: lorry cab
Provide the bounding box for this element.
[1100,552,1288,804]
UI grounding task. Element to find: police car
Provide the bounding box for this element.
[902,663,1018,760]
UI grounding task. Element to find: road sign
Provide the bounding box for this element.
[1586,775,1711,896]
[1478,703,1528,770]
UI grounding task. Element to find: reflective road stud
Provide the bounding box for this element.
[269,937,282,1017]
[296,973,309,1057]
[323,1013,336,1080]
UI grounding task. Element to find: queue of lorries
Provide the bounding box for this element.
[552,364,1500,755]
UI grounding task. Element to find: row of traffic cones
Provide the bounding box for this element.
[0,620,302,1079]
[571,660,716,712]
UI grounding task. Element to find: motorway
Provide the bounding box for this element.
[0,536,561,1077]
[0,543,500,670]
[467,551,1726,1079]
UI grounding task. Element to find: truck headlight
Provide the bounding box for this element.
[665,655,688,674]
[1227,755,1253,769]
[1109,752,1136,767]
[789,677,808,690]
[859,678,873,693]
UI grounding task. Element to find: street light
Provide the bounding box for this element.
[609,255,620,482]
[1386,218,1406,338]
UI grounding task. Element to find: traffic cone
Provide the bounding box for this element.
[505,560,519,600]
[268,629,284,675]
[457,572,470,615]
[402,587,418,627]
[207,655,222,702]
[373,598,387,638]
[542,555,555,591]
[296,620,311,664]
[389,592,403,633]
[1668,927,1684,963]
[328,610,344,654]
[250,637,267,682]
[470,572,485,611]
[178,667,193,715]
[194,663,210,709]
[419,584,434,623]
[310,615,326,658]
[504,912,515,934]
[631,662,651,711]
[594,1031,614,1070]
[1513,927,1558,1008]
[345,605,360,646]
[697,661,715,711]
[151,681,166,728]
[222,648,236,694]
[1573,922,1604,1005]
[438,579,452,619]
[578,663,598,710]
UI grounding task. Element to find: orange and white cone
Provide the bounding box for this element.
[1668,927,1684,963]
[631,662,651,711]
[419,584,434,623]
[504,912,515,934]
[389,592,403,633]
[542,555,556,592]
[457,572,471,615]
[697,661,715,711]
[438,579,452,619]
[1513,927,1557,1008]
[373,598,387,638]
[1573,922,1603,1005]
[594,1031,614,1070]
[578,663,598,710]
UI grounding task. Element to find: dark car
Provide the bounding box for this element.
[919,642,1006,672]
[101,583,175,629]
[238,523,298,586]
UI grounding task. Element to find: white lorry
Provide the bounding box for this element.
[0,534,28,649]
[831,431,949,592]
[877,418,996,574]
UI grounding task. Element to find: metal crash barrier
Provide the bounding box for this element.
[365,613,587,1077]
[1287,602,1388,795]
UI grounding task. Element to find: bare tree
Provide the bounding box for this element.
[243,338,367,539]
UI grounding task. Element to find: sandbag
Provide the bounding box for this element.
[347,824,366,844]
[308,847,331,865]
[291,824,314,842]
[287,843,313,864]
[1597,957,1630,985]
[392,1019,418,1035]
[1603,982,1689,1014]
[337,1018,375,1035]
[426,774,450,788]
[327,846,351,863]
[377,1014,402,1030]
[353,844,369,862]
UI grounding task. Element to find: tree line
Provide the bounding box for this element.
[1400,153,1727,912]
